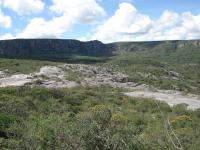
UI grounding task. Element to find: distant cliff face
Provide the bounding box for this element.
[0,39,110,58]
[0,39,200,59]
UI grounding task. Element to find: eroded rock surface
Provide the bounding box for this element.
[0,74,34,87]
[0,64,139,89]
[62,64,140,89]
[36,66,65,79]
[125,90,200,110]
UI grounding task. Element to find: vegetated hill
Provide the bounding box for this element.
[106,40,200,94]
[108,40,200,52]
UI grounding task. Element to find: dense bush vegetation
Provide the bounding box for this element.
[0,86,199,149]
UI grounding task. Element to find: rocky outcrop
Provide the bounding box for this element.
[0,39,110,58]
[62,64,139,89]
[0,64,138,89]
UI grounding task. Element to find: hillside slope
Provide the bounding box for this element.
[108,40,200,52]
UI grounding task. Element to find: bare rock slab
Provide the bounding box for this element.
[125,90,200,110]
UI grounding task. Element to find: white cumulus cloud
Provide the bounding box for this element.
[17,16,74,38]
[50,0,106,24]
[2,0,45,15]
[92,2,152,42]
[17,0,106,38]
[0,8,11,28]
[92,2,200,42]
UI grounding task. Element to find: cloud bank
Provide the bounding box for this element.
[1,1,200,42]
[92,2,200,42]
[18,0,106,38]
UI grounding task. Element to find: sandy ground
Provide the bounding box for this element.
[125,90,200,110]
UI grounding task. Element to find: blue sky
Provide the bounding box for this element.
[0,0,200,42]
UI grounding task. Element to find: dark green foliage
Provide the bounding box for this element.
[0,86,199,149]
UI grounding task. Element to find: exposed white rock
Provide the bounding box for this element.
[36,66,65,79]
[62,64,136,89]
[125,90,200,110]
[0,74,34,87]
[0,71,6,78]
[41,80,78,88]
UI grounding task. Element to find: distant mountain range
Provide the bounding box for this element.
[0,39,200,58]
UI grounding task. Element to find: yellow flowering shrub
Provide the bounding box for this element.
[111,113,127,125]
[170,115,192,124]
